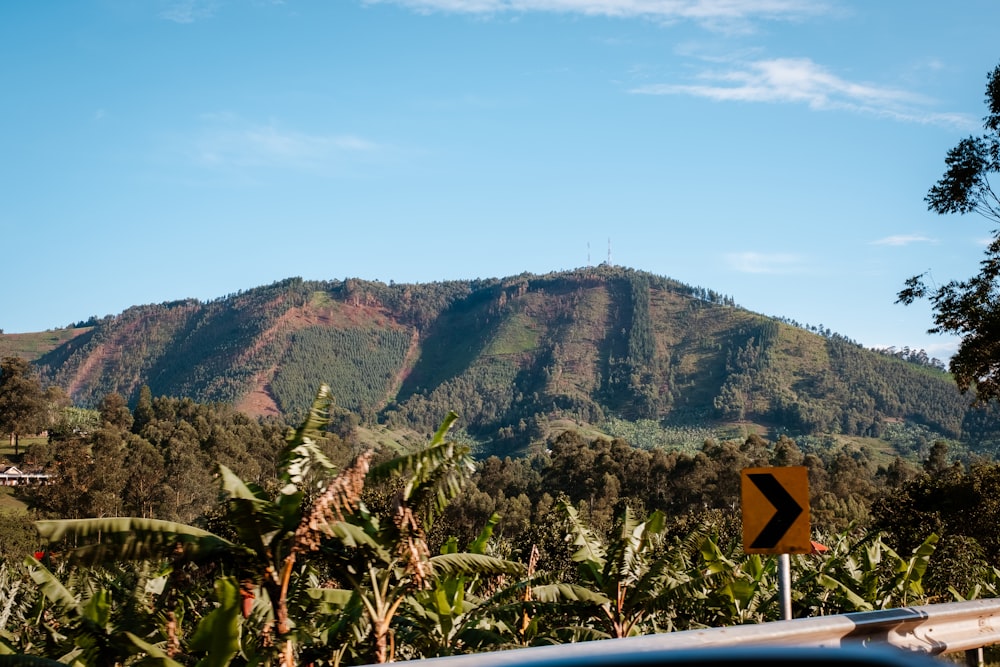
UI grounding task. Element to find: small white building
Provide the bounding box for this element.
[0,465,50,486]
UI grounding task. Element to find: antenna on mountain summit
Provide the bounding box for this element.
[587,242,591,267]
[607,238,612,266]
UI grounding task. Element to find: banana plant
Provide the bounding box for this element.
[309,412,518,663]
[395,514,540,657]
[29,385,507,666]
[31,385,354,666]
[794,530,939,614]
[399,514,505,656]
[691,537,778,626]
[471,562,613,648]
[0,562,38,656]
[559,500,676,638]
[948,563,1000,602]
[19,557,168,666]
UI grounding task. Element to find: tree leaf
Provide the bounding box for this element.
[124,632,184,667]
[34,518,241,567]
[429,553,526,578]
[188,577,241,667]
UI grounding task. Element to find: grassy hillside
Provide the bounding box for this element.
[5,266,983,457]
[0,328,91,359]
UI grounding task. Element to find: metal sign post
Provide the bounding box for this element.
[778,553,792,620]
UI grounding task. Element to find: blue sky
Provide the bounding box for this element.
[3,1,998,362]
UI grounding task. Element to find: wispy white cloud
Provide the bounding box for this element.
[192,114,380,172]
[159,0,219,23]
[631,58,978,129]
[870,234,936,247]
[725,251,806,274]
[159,0,289,23]
[363,0,828,26]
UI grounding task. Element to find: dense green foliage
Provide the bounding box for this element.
[4,387,997,665]
[0,357,49,455]
[22,394,290,523]
[270,326,412,421]
[871,448,1000,598]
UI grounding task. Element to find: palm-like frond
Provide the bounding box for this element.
[306,588,355,608]
[469,571,611,636]
[528,583,611,605]
[812,572,873,612]
[475,595,611,648]
[428,553,526,579]
[279,383,337,495]
[0,562,34,643]
[187,577,242,667]
[329,521,393,563]
[468,513,499,555]
[369,413,473,531]
[606,507,665,588]
[286,384,334,447]
[558,499,606,579]
[24,557,78,614]
[545,624,612,644]
[123,632,184,667]
[34,518,243,568]
[217,464,291,557]
[24,557,162,666]
[890,533,938,605]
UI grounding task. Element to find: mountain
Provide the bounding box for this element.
[5,265,997,456]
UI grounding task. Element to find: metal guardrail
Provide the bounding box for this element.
[395,599,1000,667]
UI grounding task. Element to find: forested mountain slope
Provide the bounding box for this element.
[9,266,996,453]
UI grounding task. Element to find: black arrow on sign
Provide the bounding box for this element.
[748,473,803,549]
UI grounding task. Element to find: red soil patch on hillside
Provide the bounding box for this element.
[234,298,410,418]
[235,376,282,418]
[66,318,148,398]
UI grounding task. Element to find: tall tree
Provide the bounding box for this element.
[85,427,129,517]
[157,422,215,523]
[0,356,48,455]
[99,392,134,431]
[132,384,154,434]
[121,435,165,519]
[899,62,1000,400]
